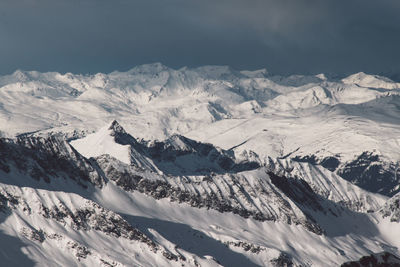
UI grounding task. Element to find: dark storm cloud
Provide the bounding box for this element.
[0,0,399,75]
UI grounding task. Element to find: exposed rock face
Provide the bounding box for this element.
[293,152,400,197]
[2,67,400,266]
[341,252,400,267]
[0,186,185,264]
[224,241,267,254]
[380,193,400,222]
[268,158,387,213]
[106,120,261,176]
[144,134,260,175]
[0,124,387,240]
[0,190,19,211]
[1,122,384,237]
[0,122,398,266]
[292,155,340,172]
[0,187,154,246]
[270,252,294,267]
[20,227,45,243]
[338,152,400,197]
[39,201,158,248]
[0,136,104,187]
[96,153,328,235]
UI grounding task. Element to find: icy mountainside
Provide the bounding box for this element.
[0,64,400,265]
[268,159,387,213]
[71,121,387,216]
[70,120,258,176]
[0,64,399,196]
[0,121,399,266]
[342,72,400,89]
[0,185,195,267]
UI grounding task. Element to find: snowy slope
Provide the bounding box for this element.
[342,72,400,89]
[70,121,133,165]
[0,183,220,267]
[0,129,399,266]
[2,65,399,182]
[1,64,400,266]
[269,159,387,213]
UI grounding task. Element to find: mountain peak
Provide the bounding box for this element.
[69,121,132,164]
[11,70,30,82]
[342,72,399,89]
[108,120,126,135]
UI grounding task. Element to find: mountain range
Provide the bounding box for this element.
[0,63,399,266]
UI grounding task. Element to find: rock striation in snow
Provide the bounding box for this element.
[0,123,398,266]
[0,64,400,266]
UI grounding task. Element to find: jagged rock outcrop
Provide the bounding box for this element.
[269,158,387,213]
[0,186,187,265]
[1,66,400,266]
[292,152,400,197]
[380,193,400,222]
[0,136,104,187]
[341,252,400,267]
[95,153,328,235]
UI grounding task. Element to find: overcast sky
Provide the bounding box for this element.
[1,0,399,76]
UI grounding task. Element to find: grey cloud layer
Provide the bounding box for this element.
[0,0,399,75]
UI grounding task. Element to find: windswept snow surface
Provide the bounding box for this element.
[70,121,132,165]
[0,64,400,266]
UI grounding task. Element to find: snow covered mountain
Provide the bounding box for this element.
[0,64,400,266]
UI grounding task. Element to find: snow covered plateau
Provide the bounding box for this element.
[0,63,399,266]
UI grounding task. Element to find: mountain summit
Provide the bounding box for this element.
[108,119,127,135]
